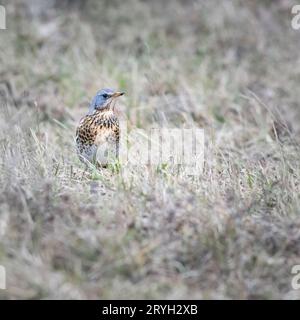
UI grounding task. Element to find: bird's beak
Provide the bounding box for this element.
[111,91,125,98]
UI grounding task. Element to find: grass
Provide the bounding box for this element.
[0,0,300,299]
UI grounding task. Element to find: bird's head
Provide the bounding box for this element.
[88,88,125,114]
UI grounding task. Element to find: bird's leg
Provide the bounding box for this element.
[115,136,119,159]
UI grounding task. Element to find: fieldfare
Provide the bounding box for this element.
[76,88,124,167]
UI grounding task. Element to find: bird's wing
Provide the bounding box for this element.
[76,116,97,145]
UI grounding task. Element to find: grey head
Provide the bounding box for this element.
[88,88,125,114]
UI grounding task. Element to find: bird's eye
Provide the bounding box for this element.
[102,94,109,99]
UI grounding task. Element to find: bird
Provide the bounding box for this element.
[76,88,125,167]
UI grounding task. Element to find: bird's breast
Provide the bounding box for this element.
[76,110,119,147]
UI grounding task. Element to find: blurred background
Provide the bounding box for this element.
[0,0,300,299]
[1,0,300,127]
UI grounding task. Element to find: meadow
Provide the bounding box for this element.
[0,0,300,299]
